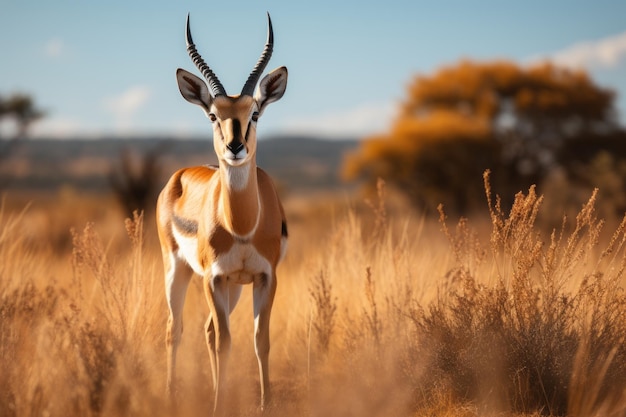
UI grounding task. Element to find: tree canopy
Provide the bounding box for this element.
[0,94,45,138]
[0,93,45,160]
[343,60,624,213]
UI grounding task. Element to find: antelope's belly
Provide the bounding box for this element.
[211,243,272,284]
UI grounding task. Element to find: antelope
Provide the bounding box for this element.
[156,13,288,413]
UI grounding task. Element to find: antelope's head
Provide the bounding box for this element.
[176,13,288,167]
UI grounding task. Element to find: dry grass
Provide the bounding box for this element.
[2,176,626,416]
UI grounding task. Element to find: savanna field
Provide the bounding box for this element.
[3,173,626,417]
[2,2,626,415]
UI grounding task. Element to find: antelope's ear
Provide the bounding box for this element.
[255,66,288,116]
[176,68,212,110]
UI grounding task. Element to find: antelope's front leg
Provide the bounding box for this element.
[203,275,231,414]
[164,257,193,399]
[253,272,277,410]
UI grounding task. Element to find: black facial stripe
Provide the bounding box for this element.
[216,121,223,140]
[232,119,242,141]
[245,121,251,142]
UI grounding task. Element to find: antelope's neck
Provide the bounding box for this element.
[218,162,260,239]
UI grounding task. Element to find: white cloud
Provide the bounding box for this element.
[281,101,398,139]
[44,38,65,58]
[103,86,152,131]
[532,31,626,70]
[104,86,151,115]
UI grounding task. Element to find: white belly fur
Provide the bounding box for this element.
[174,225,272,283]
[212,243,272,285]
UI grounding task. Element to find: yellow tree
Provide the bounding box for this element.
[343,60,619,213]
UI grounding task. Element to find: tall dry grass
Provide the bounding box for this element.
[2,175,626,416]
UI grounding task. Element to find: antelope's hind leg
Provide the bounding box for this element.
[205,314,218,389]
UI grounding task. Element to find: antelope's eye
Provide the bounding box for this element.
[251,112,260,122]
[208,113,217,122]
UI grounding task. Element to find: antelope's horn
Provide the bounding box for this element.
[185,14,227,97]
[240,13,274,97]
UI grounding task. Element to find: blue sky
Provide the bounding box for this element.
[1,0,626,139]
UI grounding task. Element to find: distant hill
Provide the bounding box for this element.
[0,136,359,194]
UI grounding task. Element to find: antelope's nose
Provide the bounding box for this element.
[227,141,244,155]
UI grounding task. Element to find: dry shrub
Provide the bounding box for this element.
[406,171,626,415]
[109,147,164,217]
[0,208,165,417]
[308,269,337,356]
[296,184,428,417]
